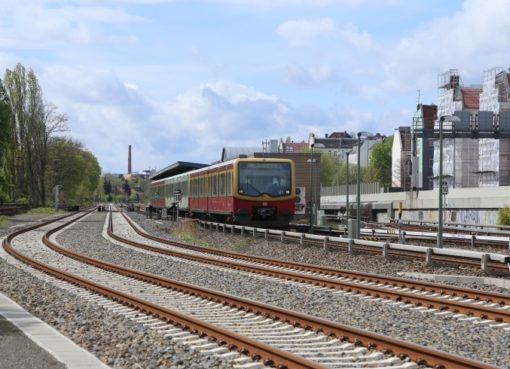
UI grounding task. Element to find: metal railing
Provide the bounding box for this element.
[321,182,380,196]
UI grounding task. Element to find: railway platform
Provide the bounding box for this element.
[0,293,109,369]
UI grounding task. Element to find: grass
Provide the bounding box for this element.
[0,215,8,225]
[172,219,210,247]
[28,207,58,215]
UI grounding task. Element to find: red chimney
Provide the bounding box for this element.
[128,145,132,174]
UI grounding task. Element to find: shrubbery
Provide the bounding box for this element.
[498,205,510,225]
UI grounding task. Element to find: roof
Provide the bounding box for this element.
[314,137,358,150]
[221,147,261,162]
[150,161,208,181]
[281,141,307,153]
[461,87,482,109]
[328,131,352,139]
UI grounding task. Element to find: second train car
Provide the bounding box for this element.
[149,157,295,228]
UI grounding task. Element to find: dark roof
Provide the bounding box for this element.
[314,137,358,150]
[150,161,208,181]
[328,131,352,139]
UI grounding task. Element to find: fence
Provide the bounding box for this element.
[321,182,381,197]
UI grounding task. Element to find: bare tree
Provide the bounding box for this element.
[3,63,67,205]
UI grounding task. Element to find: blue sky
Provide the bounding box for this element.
[1,0,509,173]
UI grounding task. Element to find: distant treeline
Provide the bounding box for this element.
[0,63,101,206]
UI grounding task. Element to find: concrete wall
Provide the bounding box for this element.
[322,185,510,225]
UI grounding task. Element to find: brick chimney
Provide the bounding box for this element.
[128,145,132,174]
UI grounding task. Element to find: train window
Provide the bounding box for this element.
[238,162,291,197]
[219,173,224,196]
[226,172,231,195]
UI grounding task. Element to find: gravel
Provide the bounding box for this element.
[0,226,238,369]
[133,213,510,295]
[51,211,510,368]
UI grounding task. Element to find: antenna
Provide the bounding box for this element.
[417,89,421,105]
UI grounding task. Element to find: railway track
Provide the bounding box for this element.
[3,209,501,369]
[199,219,510,273]
[384,223,510,250]
[111,211,510,325]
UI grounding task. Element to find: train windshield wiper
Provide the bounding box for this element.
[246,182,262,195]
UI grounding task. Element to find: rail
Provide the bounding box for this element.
[198,221,510,273]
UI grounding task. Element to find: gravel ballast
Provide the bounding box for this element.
[51,211,510,368]
[0,229,238,369]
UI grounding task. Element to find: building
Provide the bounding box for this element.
[278,138,308,153]
[478,67,510,187]
[311,131,358,160]
[433,70,481,189]
[391,127,411,188]
[411,104,437,190]
[348,133,385,167]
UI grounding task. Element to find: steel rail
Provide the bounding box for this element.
[3,213,328,369]
[121,212,510,306]
[31,211,500,369]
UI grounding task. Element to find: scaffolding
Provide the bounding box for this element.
[477,67,510,186]
[433,70,480,189]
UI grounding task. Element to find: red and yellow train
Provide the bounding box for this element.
[149,157,296,228]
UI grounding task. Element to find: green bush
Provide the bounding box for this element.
[28,207,57,215]
[498,205,510,225]
[15,197,29,205]
[0,215,8,225]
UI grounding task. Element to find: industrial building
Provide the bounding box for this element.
[478,67,510,187]
[432,69,481,189]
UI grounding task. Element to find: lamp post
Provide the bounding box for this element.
[437,115,460,248]
[345,151,350,226]
[356,132,361,239]
[309,134,315,232]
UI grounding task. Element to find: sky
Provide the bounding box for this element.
[1,0,510,173]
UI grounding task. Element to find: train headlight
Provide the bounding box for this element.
[285,190,290,195]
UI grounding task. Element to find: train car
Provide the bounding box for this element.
[150,157,295,228]
[149,171,190,217]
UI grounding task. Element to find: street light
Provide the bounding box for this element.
[356,132,361,239]
[309,134,315,232]
[437,114,460,248]
[345,151,350,226]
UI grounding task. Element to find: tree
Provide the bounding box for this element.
[3,63,67,205]
[103,178,112,195]
[45,137,101,206]
[365,135,393,188]
[0,79,13,203]
[122,180,131,198]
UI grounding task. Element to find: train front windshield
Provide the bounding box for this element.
[238,162,291,197]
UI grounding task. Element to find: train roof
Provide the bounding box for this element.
[189,157,293,176]
[150,161,208,181]
[151,157,294,183]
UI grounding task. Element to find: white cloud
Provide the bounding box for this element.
[206,0,384,9]
[39,67,348,172]
[382,0,510,92]
[0,1,146,48]
[277,18,336,46]
[283,64,337,86]
[276,17,375,55]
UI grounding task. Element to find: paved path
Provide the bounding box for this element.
[0,291,110,369]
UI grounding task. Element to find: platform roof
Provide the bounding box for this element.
[150,161,208,181]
